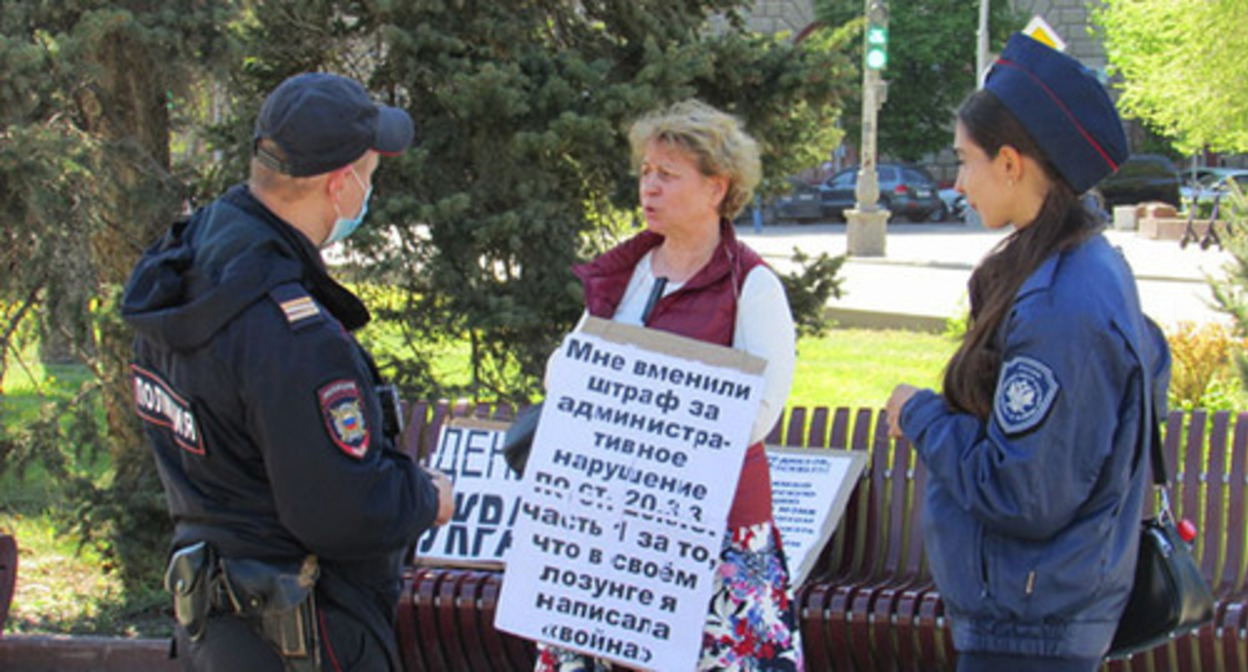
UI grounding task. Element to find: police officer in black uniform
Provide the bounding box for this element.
[122,72,454,671]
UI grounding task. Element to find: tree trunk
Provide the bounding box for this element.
[79,23,180,591]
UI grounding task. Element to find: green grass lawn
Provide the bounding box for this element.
[788,328,954,411]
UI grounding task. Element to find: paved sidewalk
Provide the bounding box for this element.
[736,221,1235,332]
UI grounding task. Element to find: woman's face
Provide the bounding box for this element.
[953,121,1015,230]
[638,140,725,238]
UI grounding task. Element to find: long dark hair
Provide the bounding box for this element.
[943,90,1101,419]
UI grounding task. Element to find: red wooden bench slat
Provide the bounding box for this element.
[1220,414,1248,672]
[453,571,493,672]
[796,583,833,672]
[0,535,15,635]
[0,532,15,634]
[822,579,857,671]
[1159,409,1204,671]
[845,408,886,583]
[412,568,448,671]
[419,564,459,669]
[1225,413,1248,602]
[428,569,464,668]
[848,421,911,669]
[440,569,480,668]
[422,400,452,463]
[1224,600,1247,671]
[783,406,808,447]
[1180,409,1208,560]
[826,410,893,669]
[875,440,932,669]
[396,567,426,672]
[402,400,430,460]
[829,407,851,449]
[811,407,859,584]
[492,401,518,423]
[916,591,943,669]
[807,406,830,449]
[1202,412,1230,582]
[1195,412,1232,667]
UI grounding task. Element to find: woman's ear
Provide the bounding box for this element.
[996,145,1025,184]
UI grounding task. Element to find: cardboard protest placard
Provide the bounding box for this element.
[766,446,867,586]
[415,418,522,568]
[413,425,865,587]
[495,317,764,671]
[414,427,866,586]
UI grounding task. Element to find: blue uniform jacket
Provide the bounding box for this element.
[121,184,439,669]
[900,234,1170,659]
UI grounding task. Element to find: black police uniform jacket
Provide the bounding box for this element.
[121,184,439,668]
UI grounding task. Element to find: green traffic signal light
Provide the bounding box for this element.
[865,26,888,70]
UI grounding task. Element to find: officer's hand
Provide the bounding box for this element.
[425,467,455,527]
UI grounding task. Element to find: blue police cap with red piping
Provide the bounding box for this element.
[984,33,1128,193]
[253,73,414,177]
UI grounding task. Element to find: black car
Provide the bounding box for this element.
[771,178,823,222]
[820,163,946,222]
[1096,154,1181,208]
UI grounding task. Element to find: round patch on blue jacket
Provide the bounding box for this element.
[994,356,1060,435]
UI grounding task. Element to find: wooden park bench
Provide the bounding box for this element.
[0,534,16,634]
[396,401,1248,671]
[0,404,1242,670]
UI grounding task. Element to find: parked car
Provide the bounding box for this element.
[1095,154,1181,208]
[771,177,823,222]
[820,163,946,222]
[1180,167,1248,205]
[938,187,968,222]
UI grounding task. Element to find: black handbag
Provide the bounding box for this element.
[502,402,543,476]
[1107,420,1215,658]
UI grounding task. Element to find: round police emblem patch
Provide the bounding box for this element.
[319,379,370,459]
[994,356,1060,435]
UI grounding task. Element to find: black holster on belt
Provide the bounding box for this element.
[219,555,321,672]
[164,541,216,643]
[165,544,321,672]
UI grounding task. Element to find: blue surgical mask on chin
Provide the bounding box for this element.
[325,168,372,246]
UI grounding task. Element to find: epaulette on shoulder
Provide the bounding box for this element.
[269,282,324,331]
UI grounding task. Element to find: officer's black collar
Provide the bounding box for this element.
[224,184,371,331]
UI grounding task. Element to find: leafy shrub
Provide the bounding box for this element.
[942,296,970,343]
[778,248,845,338]
[1165,321,1245,411]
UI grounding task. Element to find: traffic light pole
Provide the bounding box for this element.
[846,0,889,257]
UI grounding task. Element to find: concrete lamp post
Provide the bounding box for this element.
[846,0,890,257]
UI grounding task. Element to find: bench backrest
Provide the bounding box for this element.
[0,534,16,634]
[400,402,1246,601]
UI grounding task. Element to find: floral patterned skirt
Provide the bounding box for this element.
[534,520,804,671]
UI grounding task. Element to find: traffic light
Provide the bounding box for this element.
[865,1,889,71]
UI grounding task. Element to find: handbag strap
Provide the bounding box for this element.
[1146,416,1176,522]
[1138,313,1172,518]
[1148,418,1167,487]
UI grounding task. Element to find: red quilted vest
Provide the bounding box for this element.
[574,219,774,529]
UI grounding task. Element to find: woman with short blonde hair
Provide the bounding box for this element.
[534,99,801,671]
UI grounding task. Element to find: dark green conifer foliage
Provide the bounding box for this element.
[347,1,853,401]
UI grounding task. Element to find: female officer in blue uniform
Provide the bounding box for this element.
[123,73,453,671]
[886,34,1171,672]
